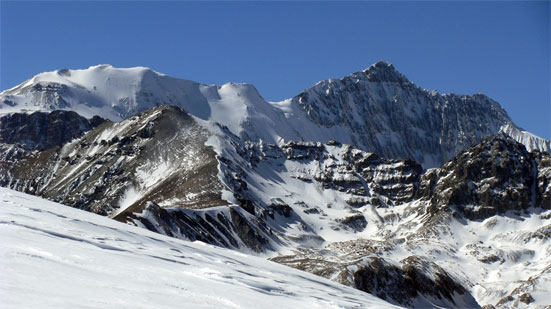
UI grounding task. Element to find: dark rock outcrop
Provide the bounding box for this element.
[272,251,478,308]
[126,202,271,253]
[352,256,474,307]
[0,110,104,151]
[428,135,540,220]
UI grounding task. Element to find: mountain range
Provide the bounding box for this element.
[2,62,548,167]
[1,62,550,308]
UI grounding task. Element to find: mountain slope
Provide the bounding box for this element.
[2,106,550,307]
[219,133,551,307]
[1,62,548,167]
[0,106,226,216]
[0,187,398,308]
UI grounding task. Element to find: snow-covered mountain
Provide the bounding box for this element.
[285,62,550,166]
[1,62,548,167]
[2,63,551,308]
[0,187,397,308]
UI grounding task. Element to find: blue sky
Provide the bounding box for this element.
[1,1,549,139]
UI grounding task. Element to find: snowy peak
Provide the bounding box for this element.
[288,62,549,167]
[0,65,280,142]
[362,60,410,83]
[306,61,409,90]
[500,123,551,153]
[14,64,160,94]
[0,64,212,121]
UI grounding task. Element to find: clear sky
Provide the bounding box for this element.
[1,1,549,139]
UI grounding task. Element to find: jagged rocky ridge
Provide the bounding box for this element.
[288,62,544,167]
[0,106,225,215]
[1,105,550,307]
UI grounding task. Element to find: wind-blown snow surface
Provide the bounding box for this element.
[0,187,397,308]
[1,63,548,167]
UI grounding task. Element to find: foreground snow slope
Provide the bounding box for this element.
[0,187,397,309]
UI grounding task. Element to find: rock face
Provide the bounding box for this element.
[271,251,478,308]
[127,202,271,253]
[0,110,103,151]
[534,150,551,209]
[352,256,473,307]
[426,135,541,220]
[0,111,104,162]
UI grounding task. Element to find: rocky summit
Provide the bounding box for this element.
[1,62,550,308]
